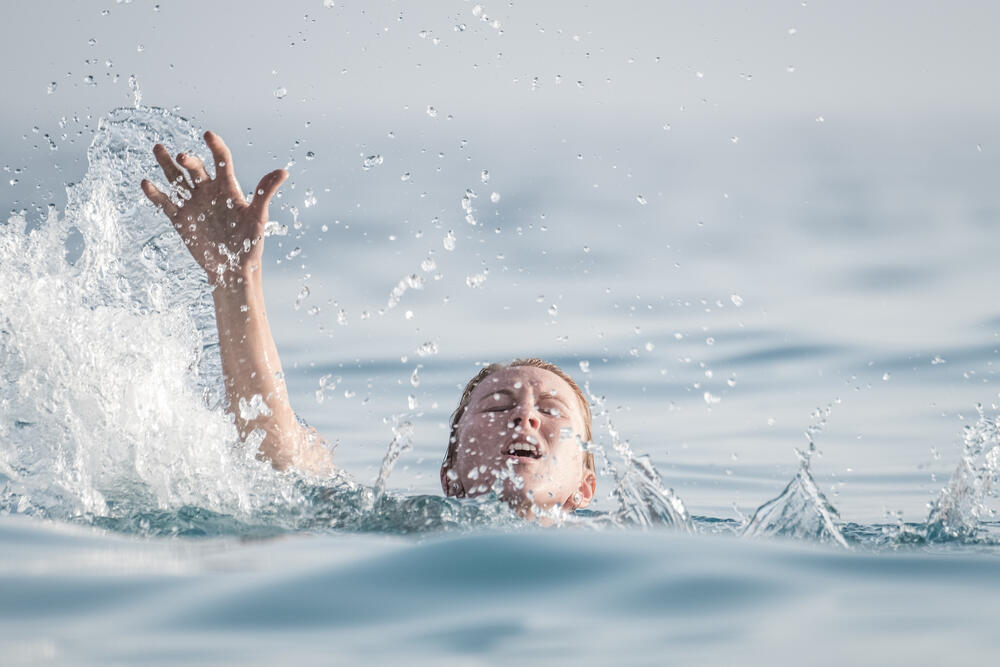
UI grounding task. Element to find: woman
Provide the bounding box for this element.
[141,132,596,520]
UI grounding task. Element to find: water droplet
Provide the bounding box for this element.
[87,38,97,46]
[730,136,739,144]
[274,87,288,99]
[410,365,422,387]
[636,195,647,205]
[787,26,798,35]
[46,81,57,94]
[286,247,302,259]
[443,230,456,251]
[323,0,335,6]
[578,360,590,373]
[576,80,584,88]
[293,285,310,310]
[730,294,744,307]
[136,44,145,53]
[303,189,317,207]
[337,309,348,326]
[705,337,715,346]
[481,169,490,183]
[426,105,438,118]
[400,172,411,182]
[420,257,437,272]
[704,391,721,405]
[490,191,500,203]
[465,273,487,288]
[547,304,558,317]
[408,394,418,410]
[416,341,439,357]
[418,30,428,38]
[362,154,384,170]
[305,151,316,160]
[645,342,655,351]
[882,372,891,381]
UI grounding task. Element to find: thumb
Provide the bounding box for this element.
[248,169,288,220]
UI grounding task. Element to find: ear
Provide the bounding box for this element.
[566,468,597,511]
[440,462,464,497]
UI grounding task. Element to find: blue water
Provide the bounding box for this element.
[3,99,1000,664]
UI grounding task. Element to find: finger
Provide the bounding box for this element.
[153,143,184,187]
[177,152,210,186]
[141,179,179,218]
[204,131,235,183]
[247,169,289,220]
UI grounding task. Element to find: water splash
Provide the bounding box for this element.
[742,408,849,548]
[0,107,299,525]
[742,462,848,548]
[925,406,1000,541]
[585,385,691,529]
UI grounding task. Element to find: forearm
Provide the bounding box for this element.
[212,270,330,473]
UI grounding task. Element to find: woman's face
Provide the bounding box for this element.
[449,366,595,516]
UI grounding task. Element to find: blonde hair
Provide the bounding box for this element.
[440,358,595,497]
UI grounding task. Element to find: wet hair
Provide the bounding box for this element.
[440,357,595,497]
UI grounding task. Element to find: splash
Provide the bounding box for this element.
[741,460,849,548]
[925,406,1000,541]
[585,385,691,529]
[0,107,302,527]
[742,406,849,548]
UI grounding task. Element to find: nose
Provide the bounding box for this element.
[512,405,540,431]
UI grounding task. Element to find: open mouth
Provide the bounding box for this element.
[506,439,542,459]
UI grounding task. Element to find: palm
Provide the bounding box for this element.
[141,131,287,284]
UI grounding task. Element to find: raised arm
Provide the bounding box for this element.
[141,131,332,475]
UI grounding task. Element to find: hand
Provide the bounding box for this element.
[141,131,287,286]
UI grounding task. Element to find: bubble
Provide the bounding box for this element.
[274,87,288,99]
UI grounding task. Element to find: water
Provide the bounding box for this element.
[4,106,1000,664]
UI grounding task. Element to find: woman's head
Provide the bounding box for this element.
[440,358,596,516]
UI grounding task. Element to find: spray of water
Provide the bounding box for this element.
[0,107,306,530]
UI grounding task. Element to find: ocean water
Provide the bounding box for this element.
[3,104,1000,665]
